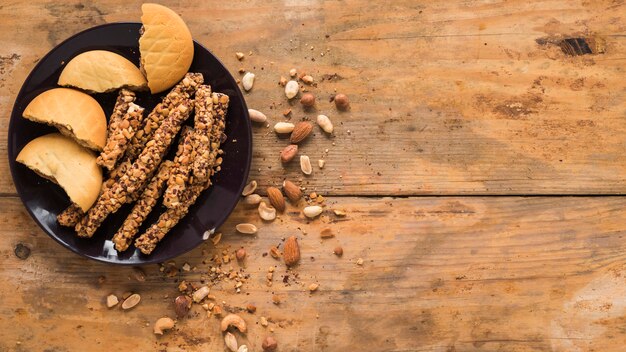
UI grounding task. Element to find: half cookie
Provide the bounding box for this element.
[17,133,103,212]
[22,88,107,151]
[139,3,194,94]
[58,50,148,93]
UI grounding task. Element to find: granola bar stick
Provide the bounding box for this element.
[97,103,145,171]
[57,159,133,227]
[162,127,195,208]
[134,181,207,254]
[125,73,203,160]
[192,91,228,184]
[107,89,136,137]
[75,102,193,238]
[112,160,173,252]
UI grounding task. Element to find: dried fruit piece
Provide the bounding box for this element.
[122,293,141,310]
[192,286,210,303]
[258,201,277,221]
[106,294,119,308]
[303,205,323,218]
[248,109,267,123]
[334,93,349,109]
[290,122,313,144]
[242,72,255,91]
[236,223,258,235]
[174,295,192,318]
[285,80,299,99]
[274,122,295,134]
[280,144,298,163]
[316,114,333,133]
[283,236,300,267]
[244,194,262,205]
[262,336,278,351]
[154,317,175,335]
[300,93,315,107]
[300,155,312,175]
[242,180,257,196]
[221,313,247,333]
[282,180,302,202]
[224,332,238,352]
[267,187,286,212]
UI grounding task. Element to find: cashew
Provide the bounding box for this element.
[221,313,248,333]
[153,317,175,335]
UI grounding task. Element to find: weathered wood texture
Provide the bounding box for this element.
[0,0,625,195]
[4,196,626,351]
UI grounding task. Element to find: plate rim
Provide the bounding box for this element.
[7,22,252,265]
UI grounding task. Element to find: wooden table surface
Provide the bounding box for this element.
[2,1,626,351]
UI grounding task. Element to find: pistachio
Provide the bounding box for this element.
[285,80,299,99]
[258,201,277,221]
[242,72,255,91]
[300,155,312,175]
[236,223,258,235]
[303,205,323,218]
[274,122,295,134]
[316,114,333,133]
[248,109,267,123]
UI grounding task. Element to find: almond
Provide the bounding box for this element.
[280,144,298,163]
[290,122,313,144]
[266,187,285,212]
[282,180,302,202]
[283,236,300,267]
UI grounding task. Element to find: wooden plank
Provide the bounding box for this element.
[3,196,626,351]
[0,0,625,196]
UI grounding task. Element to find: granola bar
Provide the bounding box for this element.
[75,101,194,238]
[112,160,173,252]
[162,127,196,208]
[191,89,228,185]
[97,103,145,170]
[107,89,136,137]
[125,73,204,160]
[57,203,84,227]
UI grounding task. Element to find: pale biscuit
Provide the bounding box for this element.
[22,88,107,151]
[58,50,148,93]
[139,3,194,94]
[17,133,103,212]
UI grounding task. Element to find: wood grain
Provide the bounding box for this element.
[4,196,626,351]
[0,0,625,195]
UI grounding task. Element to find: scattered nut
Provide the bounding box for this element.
[122,293,141,310]
[242,180,258,196]
[320,228,334,238]
[300,93,315,107]
[289,68,297,77]
[272,295,281,305]
[244,194,262,205]
[258,201,277,221]
[301,75,314,85]
[283,236,301,267]
[248,109,267,123]
[236,223,258,235]
[236,52,245,60]
[308,283,319,292]
[154,317,175,335]
[213,305,223,316]
[334,246,344,256]
[246,304,257,313]
[221,313,248,333]
[267,187,286,212]
[192,286,210,303]
[300,155,312,175]
[236,248,247,261]
[274,122,295,134]
[316,114,333,133]
[356,258,364,266]
[106,294,119,308]
[269,246,281,259]
[278,76,287,86]
[280,144,298,163]
[238,345,249,352]
[262,336,278,351]
[334,93,349,109]
[174,295,192,318]
[303,205,323,218]
[211,232,223,245]
[333,209,346,217]
[282,180,302,202]
[260,316,269,327]
[285,80,299,99]
[290,122,313,144]
[14,243,30,260]
[242,72,255,91]
[224,332,238,352]
[318,159,325,169]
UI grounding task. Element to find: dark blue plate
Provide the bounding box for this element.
[7,23,251,265]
